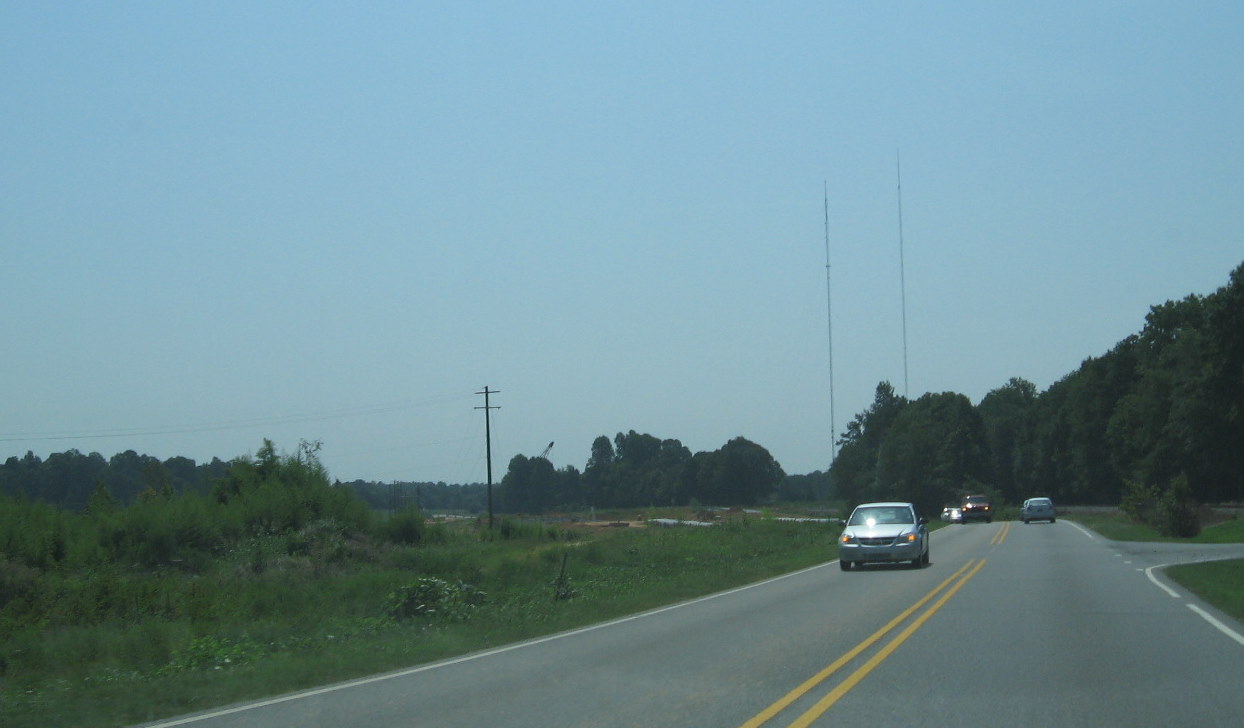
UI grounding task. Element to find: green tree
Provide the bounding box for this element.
[1199,262,1244,502]
[876,392,992,515]
[694,437,784,506]
[582,435,616,507]
[977,377,1037,504]
[831,382,908,505]
[211,439,368,536]
[775,471,829,502]
[499,454,557,513]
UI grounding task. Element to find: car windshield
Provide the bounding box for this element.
[1029,498,1051,506]
[849,506,914,526]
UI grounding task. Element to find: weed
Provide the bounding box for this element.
[386,577,486,622]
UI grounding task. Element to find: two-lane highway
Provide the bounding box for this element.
[142,521,1244,728]
[809,520,1244,726]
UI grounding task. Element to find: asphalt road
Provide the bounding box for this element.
[142,521,1244,728]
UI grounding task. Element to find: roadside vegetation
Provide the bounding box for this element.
[1065,507,1244,544]
[0,446,841,728]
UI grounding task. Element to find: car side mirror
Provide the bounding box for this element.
[918,517,928,525]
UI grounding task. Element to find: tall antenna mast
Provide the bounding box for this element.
[897,152,910,397]
[823,180,837,465]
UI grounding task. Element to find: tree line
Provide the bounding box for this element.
[0,449,232,511]
[496,432,790,513]
[832,261,1243,534]
[1,435,798,516]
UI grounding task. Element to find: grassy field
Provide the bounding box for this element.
[1064,508,1244,623]
[0,510,841,728]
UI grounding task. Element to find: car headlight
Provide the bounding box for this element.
[840,533,856,544]
[900,532,918,543]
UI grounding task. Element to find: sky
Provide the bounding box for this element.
[3,1,1242,485]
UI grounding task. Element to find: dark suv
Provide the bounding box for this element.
[960,494,993,523]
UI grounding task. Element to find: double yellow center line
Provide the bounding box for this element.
[739,558,988,728]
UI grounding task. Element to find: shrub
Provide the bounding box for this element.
[386,577,486,622]
[381,507,425,545]
[1156,475,1200,538]
[167,635,266,672]
[1121,475,1200,537]
[0,558,40,612]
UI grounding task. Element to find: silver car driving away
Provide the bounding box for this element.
[1021,497,1056,523]
[839,502,930,571]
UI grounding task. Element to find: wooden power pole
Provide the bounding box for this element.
[475,386,500,528]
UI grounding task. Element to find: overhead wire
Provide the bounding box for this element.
[0,392,474,443]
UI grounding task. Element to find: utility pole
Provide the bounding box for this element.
[475,386,500,528]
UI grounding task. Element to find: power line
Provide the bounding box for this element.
[0,393,472,443]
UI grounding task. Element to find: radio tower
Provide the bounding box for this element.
[824,181,838,465]
[897,153,910,397]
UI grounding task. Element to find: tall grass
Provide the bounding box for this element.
[0,515,839,728]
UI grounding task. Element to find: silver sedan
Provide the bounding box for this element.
[1021,497,1056,523]
[839,502,930,570]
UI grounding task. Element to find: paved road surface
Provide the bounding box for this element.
[141,521,1244,727]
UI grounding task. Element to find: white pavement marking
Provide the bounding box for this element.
[1187,604,1244,647]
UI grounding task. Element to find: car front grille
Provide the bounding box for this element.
[858,536,896,546]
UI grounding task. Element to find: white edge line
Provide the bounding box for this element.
[146,560,834,726]
[1146,559,1244,649]
[1145,563,1182,598]
[1065,520,1097,541]
[1186,603,1244,647]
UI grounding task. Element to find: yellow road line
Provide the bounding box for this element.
[990,521,1011,545]
[785,558,987,727]
[737,560,978,728]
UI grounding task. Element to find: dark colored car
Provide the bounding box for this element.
[960,494,992,523]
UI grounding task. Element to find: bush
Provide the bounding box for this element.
[380,507,425,545]
[167,635,266,672]
[1121,475,1200,538]
[1156,475,1200,538]
[386,577,486,622]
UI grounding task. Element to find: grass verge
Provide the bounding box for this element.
[1165,560,1244,624]
[0,515,839,728]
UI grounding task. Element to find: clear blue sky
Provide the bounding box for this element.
[3,2,1241,485]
